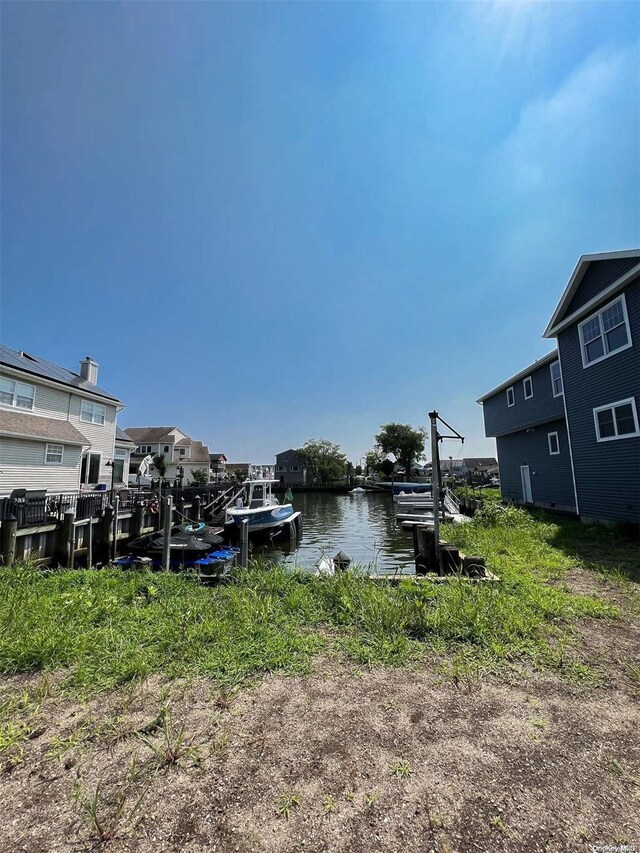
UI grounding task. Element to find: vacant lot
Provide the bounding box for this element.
[1,508,638,852]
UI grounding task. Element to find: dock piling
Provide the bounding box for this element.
[0,515,18,567]
[162,496,172,572]
[240,519,249,568]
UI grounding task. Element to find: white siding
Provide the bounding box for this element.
[68,397,118,485]
[0,437,81,494]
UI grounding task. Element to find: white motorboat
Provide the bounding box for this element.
[226,466,295,534]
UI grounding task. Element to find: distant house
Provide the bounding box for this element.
[0,347,125,495]
[478,250,639,524]
[209,453,228,480]
[424,458,498,481]
[275,449,308,485]
[125,427,211,485]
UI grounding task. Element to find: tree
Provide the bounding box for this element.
[297,439,349,485]
[364,449,394,480]
[190,468,209,485]
[354,464,362,476]
[152,453,167,479]
[375,423,426,482]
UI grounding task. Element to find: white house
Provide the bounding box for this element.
[125,427,211,485]
[0,346,130,495]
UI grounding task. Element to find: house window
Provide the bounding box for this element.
[163,445,170,453]
[579,295,631,368]
[593,398,640,442]
[45,443,64,464]
[523,376,533,399]
[547,432,560,456]
[179,448,186,456]
[81,452,101,483]
[80,400,106,424]
[0,378,35,410]
[506,386,515,407]
[291,465,299,472]
[550,361,563,397]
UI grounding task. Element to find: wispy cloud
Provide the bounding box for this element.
[488,45,639,279]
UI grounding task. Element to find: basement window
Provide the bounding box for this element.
[593,398,640,442]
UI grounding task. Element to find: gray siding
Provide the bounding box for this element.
[558,276,640,523]
[496,419,576,511]
[482,359,565,437]
[275,449,307,485]
[561,257,639,319]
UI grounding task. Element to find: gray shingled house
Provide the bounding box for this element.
[477,250,639,525]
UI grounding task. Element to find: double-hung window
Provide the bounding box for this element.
[506,386,515,407]
[593,398,639,442]
[579,296,631,367]
[523,376,533,399]
[550,361,563,397]
[0,378,35,410]
[45,443,64,464]
[80,400,106,424]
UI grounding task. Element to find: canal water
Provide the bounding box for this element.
[256,491,417,574]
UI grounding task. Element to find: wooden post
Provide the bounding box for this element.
[240,519,249,568]
[177,496,186,523]
[102,504,114,562]
[162,496,172,572]
[1,515,18,567]
[133,504,145,538]
[63,509,76,568]
[112,495,119,562]
[87,519,93,569]
[192,495,201,523]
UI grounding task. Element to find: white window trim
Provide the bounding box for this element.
[0,377,36,410]
[578,294,632,369]
[506,386,515,408]
[523,376,533,400]
[547,432,560,456]
[593,397,640,443]
[549,360,563,398]
[45,443,64,464]
[80,400,106,425]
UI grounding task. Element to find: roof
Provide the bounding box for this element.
[0,411,89,446]
[463,457,498,470]
[115,426,136,445]
[184,441,210,464]
[125,427,182,444]
[210,453,227,461]
[476,351,558,403]
[544,250,640,338]
[0,344,123,404]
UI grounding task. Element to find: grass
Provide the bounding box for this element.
[0,506,633,697]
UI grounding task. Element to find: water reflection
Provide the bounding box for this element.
[256,491,416,574]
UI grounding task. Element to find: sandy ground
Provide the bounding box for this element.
[1,569,639,853]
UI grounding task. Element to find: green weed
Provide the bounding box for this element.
[276,789,300,819]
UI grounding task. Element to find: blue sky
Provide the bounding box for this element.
[2,1,638,464]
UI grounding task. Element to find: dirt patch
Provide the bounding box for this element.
[1,652,639,853]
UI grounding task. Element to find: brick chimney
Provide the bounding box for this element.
[79,356,99,385]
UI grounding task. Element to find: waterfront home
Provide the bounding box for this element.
[125,427,211,485]
[209,453,228,480]
[478,250,639,525]
[0,347,126,495]
[275,449,308,485]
